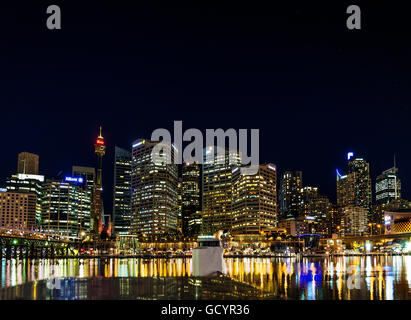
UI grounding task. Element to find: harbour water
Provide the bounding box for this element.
[0,256,410,300]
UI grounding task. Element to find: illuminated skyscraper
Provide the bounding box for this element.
[202,147,241,234]
[72,166,95,233]
[232,164,277,234]
[41,177,91,238]
[92,126,106,238]
[376,167,401,205]
[182,162,201,236]
[17,152,39,175]
[130,139,178,235]
[337,152,371,233]
[341,205,368,236]
[299,186,329,223]
[279,171,302,219]
[113,146,132,235]
[337,153,371,209]
[6,173,44,227]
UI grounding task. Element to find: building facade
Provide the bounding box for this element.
[202,146,241,234]
[130,139,179,236]
[279,171,302,219]
[0,190,37,230]
[341,205,368,236]
[17,152,39,175]
[376,167,401,206]
[6,173,44,227]
[182,162,201,236]
[41,178,91,238]
[231,164,277,235]
[112,147,132,235]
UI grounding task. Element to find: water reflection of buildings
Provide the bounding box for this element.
[0,257,410,300]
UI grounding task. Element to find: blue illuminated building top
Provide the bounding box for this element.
[65,176,84,184]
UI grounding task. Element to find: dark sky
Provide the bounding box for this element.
[0,1,410,212]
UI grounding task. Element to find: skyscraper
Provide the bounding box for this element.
[299,186,329,223]
[182,162,201,236]
[130,139,178,236]
[279,171,302,219]
[202,146,241,234]
[113,146,132,235]
[17,152,39,175]
[376,167,401,205]
[336,152,371,234]
[348,157,372,210]
[341,205,368,236]
[92,126,106,238]
[72,166,95,233]
[232,164,277,234]
[41,177,91,238]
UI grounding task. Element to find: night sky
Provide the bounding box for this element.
[0,2,410,213]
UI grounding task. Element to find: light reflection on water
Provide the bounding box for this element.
[0,256,410,300]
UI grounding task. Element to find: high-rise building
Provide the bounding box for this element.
[17,152,39,175]
[232,164,277,234]
[112,146,132,235]
[376,167,401,205]
[341,205,368,236]
[72,166,95,190]
[299,186,330,223]
[279,171,302,219]
[72,166,95,233]
[92,126,106,238]
[348,157,372,209]
[336,152,371,227]
[130,139,178,236]
[6,173,44,227]
[182,162,201,236]
[0,190,37,230]
[41,177,91,238]
[202,146,241,234]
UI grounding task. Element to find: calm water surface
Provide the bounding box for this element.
[1,256,410,299]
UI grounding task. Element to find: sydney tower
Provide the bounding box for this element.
[92,126,105,238]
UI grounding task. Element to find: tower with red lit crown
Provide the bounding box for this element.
[92,126,106,238]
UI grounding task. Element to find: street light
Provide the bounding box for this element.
[377,224,381,235]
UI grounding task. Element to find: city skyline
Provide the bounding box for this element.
[1,3,410,214]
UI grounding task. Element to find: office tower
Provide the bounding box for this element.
[348,157,372,210]
[299,186,329,223]
[232,164,277,234]
[375,167,401,205]
[279,171,302,219]
[0,190,37,230]
[341,205,368,236]
[112,146,132,235]
[17,152,39,175]
[72,166,95,190]
[336,152,371,226]
[202,146,241,234]
[336,170,354,207]
[72,166,95,232]
[182,162,201,236]
[130,139,178,236]
[6,173,44,227]
[92,126,106,238]
[41,177,91,238]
